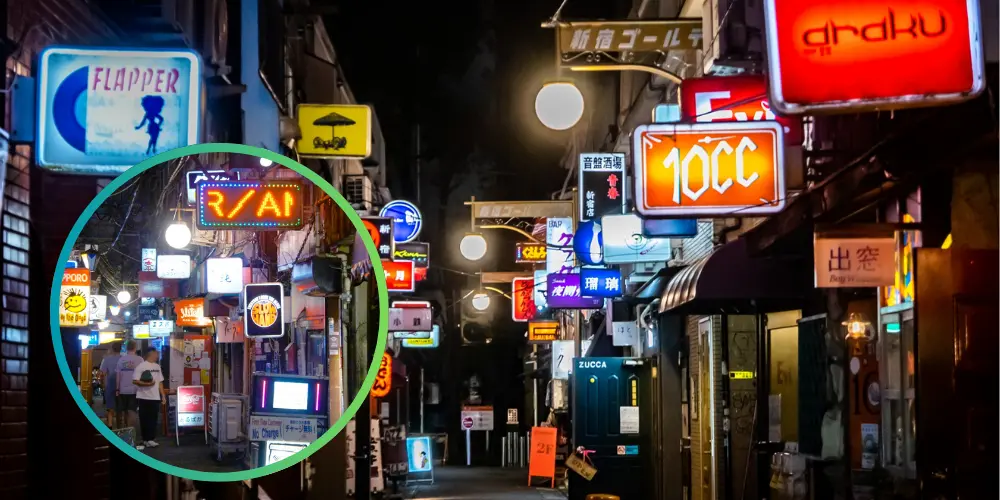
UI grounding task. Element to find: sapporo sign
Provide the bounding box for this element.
[762,0,986,114]
[679,75,804,146]
[196,181,304,230]
[60,268,91,327]
[296,104,372,159]
[632,121,786,216]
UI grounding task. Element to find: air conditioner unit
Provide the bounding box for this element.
[344,175,374,213]
[163,0,197,47]
[202,0,230,75]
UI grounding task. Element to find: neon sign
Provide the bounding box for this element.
[371,353,393,398]
[196,181,304,229]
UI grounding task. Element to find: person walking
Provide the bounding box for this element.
[132,347,165,451]
[115,341,144,430]
[98,342,122,427]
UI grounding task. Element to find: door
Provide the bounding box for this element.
[696,319,716,500]
[571,357,653,500]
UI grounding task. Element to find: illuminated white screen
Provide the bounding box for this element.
[272,381,309,410]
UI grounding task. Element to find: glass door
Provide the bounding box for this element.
[879,304,916,478]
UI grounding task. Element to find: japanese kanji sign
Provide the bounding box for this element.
[515,242,547,264]
[546,217,576,275]
[470,200,573,220]
[362,217,395,260]
[557,20,703,54]
[372,353,393,398]
[579,153,627,221]
[382,260,415,292]
[511,277,537,323]
[389,305,433,334]
[547,273,603,309]
[580,267,624,298]
[814,237,895,288]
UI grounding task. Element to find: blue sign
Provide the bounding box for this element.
[623,445,639,456]
[642,218,698,238]
[379,200,422,244]
[37,46,202,174]
[88,330,99,346]
[580,267,624,298]
[406,436,434,473]
[573,220,603,265]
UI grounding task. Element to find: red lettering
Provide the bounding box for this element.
[154,69,165,93]
[141,69,154,92]
[91,67,103,91]
[128,68,140,91]
[103,67,112,91]
[166,68,180,94]
[113,67,126,91]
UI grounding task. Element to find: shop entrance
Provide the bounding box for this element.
[695,318,716,500]
[570,357,653,500]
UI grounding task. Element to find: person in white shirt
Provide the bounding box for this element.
[132,347,165,450]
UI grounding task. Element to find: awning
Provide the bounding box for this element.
[626,266,681,304]
[659,238,812,315]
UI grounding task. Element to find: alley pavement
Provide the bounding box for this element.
[403,467,566,500]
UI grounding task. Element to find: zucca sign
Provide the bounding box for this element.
[680,74,803,146]
[632,121,786,216]
[763,0,986,114]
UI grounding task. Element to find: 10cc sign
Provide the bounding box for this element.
[632,122,786,216]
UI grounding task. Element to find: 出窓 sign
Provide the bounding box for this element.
[814,237,895,288]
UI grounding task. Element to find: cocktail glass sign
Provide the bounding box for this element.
[196,181,304,230]
[36,47,202,174]
[244,283,285,338]
[578,153,627,221]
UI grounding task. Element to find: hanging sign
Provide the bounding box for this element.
[132,323,150,339]
[762,0,986,114]
[244,283,285,338]
[205,257,244,294]
[633,121,786,216]
[600,214,672,264]
[196,181,304,230]
[382,260,415,292]
[401,325,441,348]
[156,254,191,279]
[59,268,91,327]
[545,217,575,274]
[532,270,549,315]
[612,321,639,347]
[295,104,373,159]
[149,319,174,337]
[406,436,434,473]
[572,219,603,266]
[173,298,210,327]
[186,170,236,205]
[137,304,159,322]
[680,74,804,145]
[551,340,575,380]
[579,153,627,221]
[138,271,179,299]
[176,385,206,427]
[141,248,156,272]
[380,200,423,244]
[547,274,603,309]
[89,294,107,322]
[371,353,393,398]
[36,47,202,174]
[511,277,537,322]
[215,316,245,343]
[362,217,395,260]
[515,242,547,264]
[389,307,433,334]
[393,242,429,268]
[814,237,895,288]
[554,20,702,81]
[528,320,561,343]
[580,268,624,298]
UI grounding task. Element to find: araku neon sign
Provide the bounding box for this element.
[196,181,304,229]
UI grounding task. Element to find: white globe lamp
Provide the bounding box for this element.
[165,222,192,249]
[460,233,488,261]
[259,157,273,167]
[471,292,491,312]
[116,290,131,304]
[535,82,585,131]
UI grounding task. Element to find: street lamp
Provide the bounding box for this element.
[534,81,584,130]
[165,222,192,249]
[116,290,132,304]
[471,292,491,311]
[460,233,488,261]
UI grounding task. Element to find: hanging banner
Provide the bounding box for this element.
[196,181,304,230]
[296,104,373,159]
[578,153,627,221]
[361,217,395,260]
[59,268,91,327]
[762,0,985,114]
[545,217,575,275]
[36,47,202,174]
[243,283,285,338]
[814,237,895,288]
[511,277,537,322]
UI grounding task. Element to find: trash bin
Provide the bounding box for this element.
[586,495,620,500]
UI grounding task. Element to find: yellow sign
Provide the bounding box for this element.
[405,337,434,346]
[296,104,372,159]
[730,371,755,380]
[565,453,597,481]
[528,320,560,343]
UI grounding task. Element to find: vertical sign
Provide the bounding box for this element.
[371,353,392,397]
[60,269,91,327]
[528,426,558,487]
[545,217,575,275]
[244,283,285,338]
[362,217,395,260]
[511,277,537,322]
[141,248,156,272]
[533,269,549,315]
[578,153,627,221]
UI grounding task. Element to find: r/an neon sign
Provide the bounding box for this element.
[197,181,305,229]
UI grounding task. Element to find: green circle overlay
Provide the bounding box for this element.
[49,143,389,481]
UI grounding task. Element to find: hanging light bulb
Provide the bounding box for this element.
[843,312,873,341]
[471,291,491,311]
[165,222,192,249]
[116,290,132,304]
[460,233,488,261]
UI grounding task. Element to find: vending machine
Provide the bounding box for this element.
[246,372,329,467]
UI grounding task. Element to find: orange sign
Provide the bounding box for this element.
[632,121,785,216]
[528,426,558,486]
[371,352,392,398]
[763,0,985,114]
[511,277,537,323]
[62,268,91,287]
[382,260,415,292]
[528,320,560,343]
[196,181,304,230]
[174,298,210,327]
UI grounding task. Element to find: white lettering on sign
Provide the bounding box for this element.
[578,360,608,369]
[694,91,777,123]
[663,135,760,203]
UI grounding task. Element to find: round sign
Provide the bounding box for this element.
[380,200,422,244]
[461,416,475,430]
[573,220,603,265]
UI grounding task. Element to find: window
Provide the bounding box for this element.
[879,305,916,477]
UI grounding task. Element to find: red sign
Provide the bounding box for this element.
[511,277,537,323]
[177,385,205,413]
[382,260,415,292]
[371,353,392,398]
[680,74,803,146]
[763,0,985,114]
[138,271,179,299]
[174,298,211,327]
[62,268,91,287]
[461,416,474,430]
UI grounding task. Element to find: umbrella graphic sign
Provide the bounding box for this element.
[296,104,372,159]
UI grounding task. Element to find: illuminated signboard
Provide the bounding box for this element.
[60,269,91,327]
[382,260,415,293]
[528,320,560,343]
[515,242,547,264]
[244,283,285,338]
[546,274,603,309]
[402,325,441,348]
[132,323,150,339]
[149,319,174,337]
[601,214,672,264]
[141,248,156,271]
[205,257,244,295]
[762,0,986,114]
[380,200,423,244]
[371,353,393,398]
[89,294,107,322]
[632,121,786,216]
[580,267,624,298]
[196,181,304,230]
[296,104,373,159]
[186,170,237,205]
[156,254,191,279]
[361,217,394,260]
[393,242,429,268]
[511,277,537,322]
[37,47,202,174]
[578,153,627,221]
[173,298,210,327]
[546,217,576,274]
[680,74,803,145]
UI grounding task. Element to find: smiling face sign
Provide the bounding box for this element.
[60,269,91,327]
